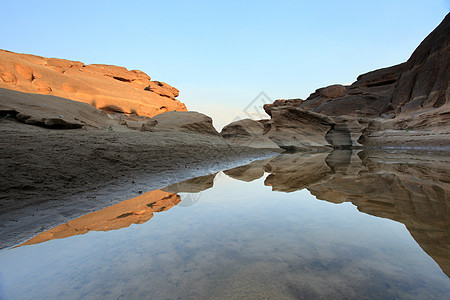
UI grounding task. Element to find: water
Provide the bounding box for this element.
[0,150,449,299]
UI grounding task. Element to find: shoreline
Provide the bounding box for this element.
[0,119,278,249]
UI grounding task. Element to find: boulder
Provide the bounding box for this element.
[263,98,303,117]
[319,84,346,98]
[141,111,220,136]
[0,50,187,118]
[264,106,334,149]
[220,118,280,149]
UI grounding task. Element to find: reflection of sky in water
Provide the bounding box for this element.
[1,172,449,299]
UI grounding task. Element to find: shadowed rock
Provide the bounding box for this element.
[223,157,272,182]
[261,14,450,148]
[141,111,221,136]
[264,107,334,149]
[163,173,217,193]
[264,152,332,192]
[220,118,280,149]
[0,87,111,129]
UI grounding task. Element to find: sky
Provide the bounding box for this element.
[1,0,448,129]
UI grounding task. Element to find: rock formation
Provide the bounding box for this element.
[0,87,112,129]
[0,49,187,118]
[252,14,450,149]
[220,118,280,149]
[141,111,221,136]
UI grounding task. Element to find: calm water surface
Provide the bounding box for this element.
[0,150,449,299]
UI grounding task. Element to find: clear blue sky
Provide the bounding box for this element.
[1,0,448,129]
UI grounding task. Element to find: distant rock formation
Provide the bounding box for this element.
[247,13,450,149]
[0,50,187,117]
[220,118,280,149]
[141,111,221,136]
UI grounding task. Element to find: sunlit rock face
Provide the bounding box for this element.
[19,190,181,247]
[0,49,187,117]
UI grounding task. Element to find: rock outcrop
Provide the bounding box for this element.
[141,111,221,136]
[254,13,449,149]
[220,118,280,149]
[0,87,112,129]
[0,50,187,117]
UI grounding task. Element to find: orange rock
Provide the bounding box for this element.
[18,190,181,246]
[0,49,187,117]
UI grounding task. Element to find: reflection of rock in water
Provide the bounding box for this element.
[253,149,449,277]
[162,173,218,207]
[223,158,272,182]
[19,190,180,247]
[163,173,217,193]
[264,153,332,192]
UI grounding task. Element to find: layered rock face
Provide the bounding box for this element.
[257,14,449,149]
[0,50,187,117]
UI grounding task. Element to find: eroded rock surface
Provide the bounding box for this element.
[220,118,280,149]
[0,50,187,117]
[257,14,449,149]
[0,87,111,129]
[141,111,221,136]
[264,107,334,149]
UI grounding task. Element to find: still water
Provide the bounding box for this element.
[0,150,449,299]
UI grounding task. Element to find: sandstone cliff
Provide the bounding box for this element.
[0,50,187,118]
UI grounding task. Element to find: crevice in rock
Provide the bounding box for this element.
[366,79,397,88]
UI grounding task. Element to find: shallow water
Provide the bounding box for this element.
[0,150,449,299]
